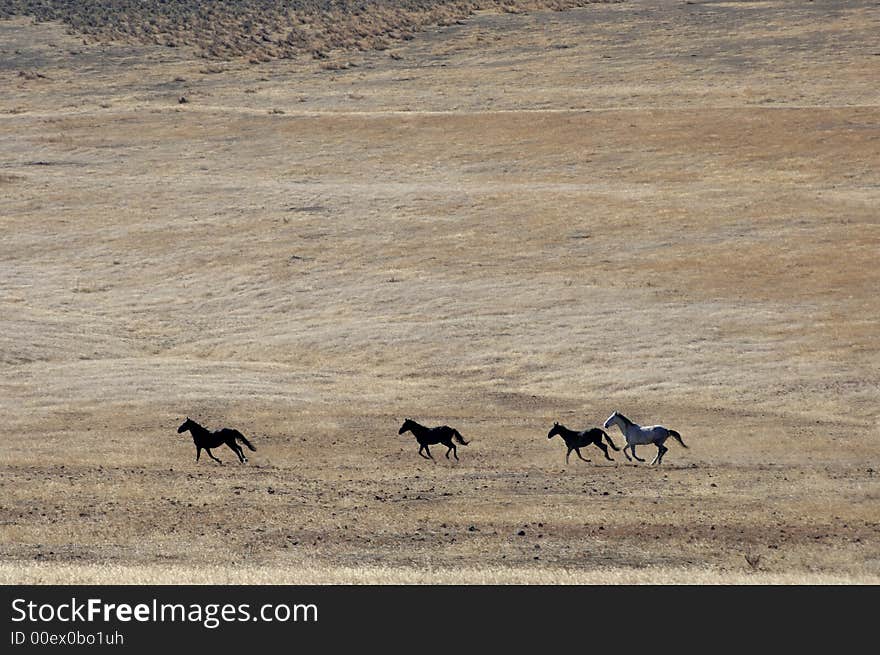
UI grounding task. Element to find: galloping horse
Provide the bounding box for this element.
[547,422,619,464]
[603,411,687,465]
[398,418,468,461]
[177,418,256,464]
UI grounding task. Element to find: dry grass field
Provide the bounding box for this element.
[0,0,606,59]
[1,0,878,584]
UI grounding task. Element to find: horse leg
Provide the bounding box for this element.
[452,444,459,461]
[227,440,245,463]
[418,445,431,460]
[622,444,632,462]
[631,445,645,462]
[424,445,435,462]
[195,446,202,462]
[655,444,668,465]
[596,441,613,462]
[566,448,572,464]
[575,448,591,463]
[443,441,458,459]
[206,449,222,464]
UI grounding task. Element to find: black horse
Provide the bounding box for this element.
[547,422,619,464]
[398,418,468,461]
[177,418,256,464]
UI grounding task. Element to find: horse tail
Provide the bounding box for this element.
[668,429,687,449]
[235,432,257,451]
[602,430,620,451]
[452,430,469,446]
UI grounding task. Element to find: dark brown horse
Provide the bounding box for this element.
[398,418,468,461]
[177,418,256,464]
[547,422,619,464]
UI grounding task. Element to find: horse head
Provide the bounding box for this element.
[177,417,195,434]
[547,422,562,439]
[398,418,414,435]
[603,411,621,429]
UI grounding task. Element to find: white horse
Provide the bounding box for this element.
[603,411,687,465]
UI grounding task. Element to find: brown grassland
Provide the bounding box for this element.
[0,0,878,584]
[0,0,610,60]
